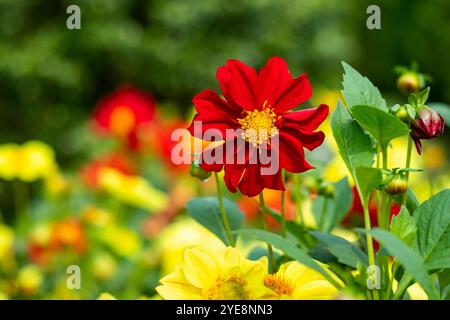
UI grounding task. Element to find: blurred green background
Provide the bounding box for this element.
[1,0,449,156]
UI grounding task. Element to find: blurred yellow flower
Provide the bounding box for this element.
[156,247,268,300]
[157,217,224,275]
[18,141,57,182]
[45,173,70,197]
[0,141,57,182]
[0,144,17,180]
[263,261,340,299]
[17,265,43,295]
[81,206,114,227]
[29,223,52,247]
[0,224,14,261]
[90,252,118,281]
[0,292,8,300]
[98,226,141,258]
[97,292,117,300]
[423,142,446,170]
[98,167,169,212]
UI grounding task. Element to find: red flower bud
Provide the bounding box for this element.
[410,106,445,154]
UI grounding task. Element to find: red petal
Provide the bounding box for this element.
[192,89,241,117]
[258,57,292,107]
[199,145,225,172]
[262,169,285,191]
[282,104,329,131]
[273,74,312,113]
[278,131,314,173]
[412,136,423,155]
[187,114,234,141]
[282,126,325,151]
[226,60,259,110]
[224,164,246,193]
[238,164,266,197]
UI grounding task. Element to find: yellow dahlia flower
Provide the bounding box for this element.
[156,247,269,300]
[157,217,224,276]
[263,261,339,299]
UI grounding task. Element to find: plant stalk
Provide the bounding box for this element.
[402,136,413,205]
[280,171,287,238]
[363,201,379,300]
[214,172,235,247]
[259,192,276,273]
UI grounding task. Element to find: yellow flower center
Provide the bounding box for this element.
[237,102,279,147]
[264,274,295,296]
[110,106,136,137]
[208,276,248,300]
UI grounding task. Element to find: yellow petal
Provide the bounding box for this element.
[294,280,338,299]
[183,248,219,288]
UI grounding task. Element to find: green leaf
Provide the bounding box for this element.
[341,62,387,111]
[351,105,410,150]
[312,177,353,232]
[371,228,439,299]
[438,269,450,300]
[310,231,368,268]
[417,87,430,105]
[264,207,310,248]
[429,102,450,128]
[236,229,341,288]
[330,100,375,174]
[187,197,244,246]
[353,167,383,207]
[414,189,450,270]
[390,206,417,246]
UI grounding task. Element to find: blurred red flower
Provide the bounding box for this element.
[80,153,137,188]
[141,116,190,172]
[51,219,87,254]
[188,57,328,197]
[93,86,156,149]
[342,187,401,251]
[342,187,400,227]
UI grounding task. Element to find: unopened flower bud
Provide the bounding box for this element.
[189,160,211,181]
[384,174,408,195]
[397,73,420,94]
[410,106,445,154]
[395,105,410,123]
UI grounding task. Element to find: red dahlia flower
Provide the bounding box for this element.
[188,57,328,197]
[93,86,155,149]
[410,106,445,154]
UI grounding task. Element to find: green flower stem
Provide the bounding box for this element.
[214,172,235,247]
[402,136,413,205]
[363,202,379,300]
[375,144,383,230]
[259,192,276,273]
[318,197,329,231]
[380,146,390,229]
[293,174,304,226]
[280,171,287,238]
